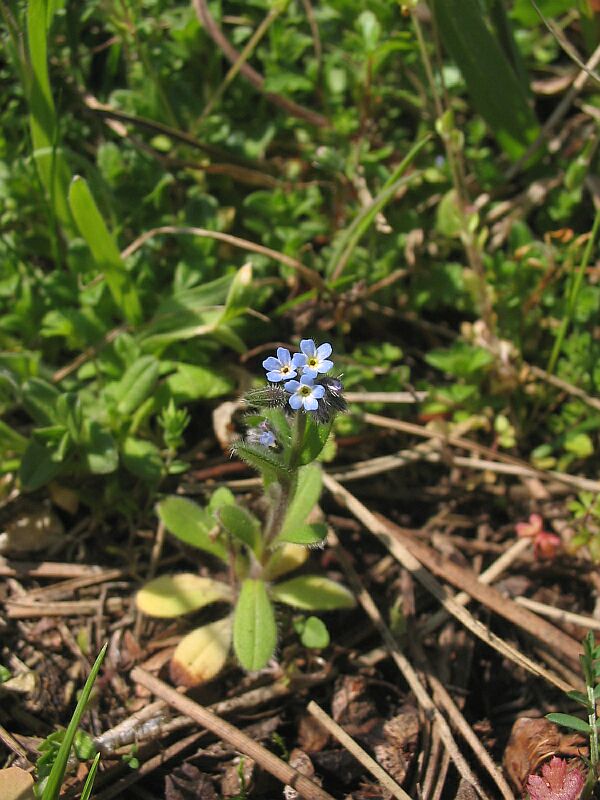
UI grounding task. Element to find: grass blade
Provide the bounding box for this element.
[80,752,101,800]
[327,135,429,281]
[41,642,107,800]
[68,176,142,325]
[27,0,74,235]
[430,0,539,159]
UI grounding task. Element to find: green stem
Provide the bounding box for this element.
[547,208,600,376]
[262,412,307,552]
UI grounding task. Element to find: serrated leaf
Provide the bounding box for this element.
[136,574,233,618]
[69,177,142,324]
[170,617,232,687]
[233,579,277,671]
[157,496,228,561]
[276,522,327,546]
[232,441,290,483]
[262,543,309,580]
[546,712,591,734]
[218,505,261,551]
[276,464,322,545]
[271,575,355,611]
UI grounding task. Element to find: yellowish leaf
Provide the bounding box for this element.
[0,767,36,800]
[170,617,232,686]
[136,574,233,618]
[263,543,309,580]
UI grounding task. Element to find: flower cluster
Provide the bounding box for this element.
[262,339,345,417]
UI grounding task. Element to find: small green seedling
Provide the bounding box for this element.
[567,492,600,563]
[136,339,355,684]
[546,631,600,798]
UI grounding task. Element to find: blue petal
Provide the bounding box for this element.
[266,370,284,382]
[300,338,317,357]
[299,374,315,386]
[284,380,300,393]
[289,394,303,410]
[312,385,325,399]
[292,353,307,368]
[263,356,281,370]
[304,396,318,411]
[316,342,332,360]
[302,368,318,380]
[317,359,334,373]
[276,347,291,364]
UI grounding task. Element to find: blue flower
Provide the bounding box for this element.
[284,375,325,412]
[292,339,334,379]
[262,348,297,383]
[247,421,276,447]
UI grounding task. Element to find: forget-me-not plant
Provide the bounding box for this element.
[136,338,353,686]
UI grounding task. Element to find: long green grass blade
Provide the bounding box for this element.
[547,207,600,376]
[68,176,142,325]
[430,0,539,159]
[80,752,101,800]
[327,135,429,280]
[27,0,74,235]
[41,643,107,800]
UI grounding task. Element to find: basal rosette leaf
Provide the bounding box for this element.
[136,574,233,618]
[218,504,262,552]
[262,543,309,580]
[271,575,355,611]
[170,617,232,687]
[233,579,277,671]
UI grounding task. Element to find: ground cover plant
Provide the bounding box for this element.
[1,0,600,797]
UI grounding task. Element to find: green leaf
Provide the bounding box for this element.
[136,574,233,618]
[157,496,228,561]
[276,522,327,547]
[326,135,429,279]
[233,579,277,671]
[298,616,330,649]
[223,263,253,319]
[566,690,593,709]
[27,0,74,236]
[68,176,142,324]
[299,417,332,466]
[83,423,118,475]
[271,575,355,611]
[430,0,539,159]
[260,408,292,451]
[111,356,160,418]
[218,505,261,552]
[231,441,291,484]
[121,438,164,483]
[276,464,322,545]
[425,343,494,378]
[436,189,463,238]
[545,712,591,734]
[0,419,28,454]
[80,752,101,800]
[41,643,107,800]
[22,378,60,425]
[208,487,237,513]
[564,432,594,458]
[19,440,63,490]
[164,362,234,402]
